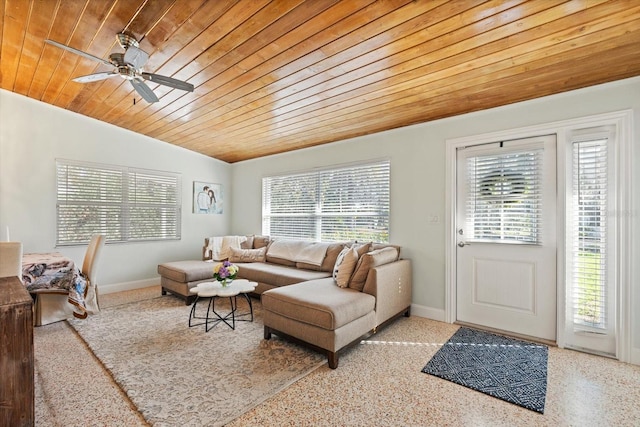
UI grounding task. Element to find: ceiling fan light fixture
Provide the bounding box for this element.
[109,52,125,66]
[117,32,139,49]
[117,66,136,80]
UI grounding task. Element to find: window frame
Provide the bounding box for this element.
[564,127,617,351]
[56,159,182,246]
[462,144,544,245]
[262,159,391,243]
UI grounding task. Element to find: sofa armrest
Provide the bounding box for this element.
[362,259,412,327]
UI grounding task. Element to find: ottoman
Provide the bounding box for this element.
[157,260,214,305]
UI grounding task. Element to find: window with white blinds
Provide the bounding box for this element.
[262,160,390,242]
[56,160,181,245]
[571,138,608,329]
[465,149,542,244]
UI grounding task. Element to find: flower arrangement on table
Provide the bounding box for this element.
[213,260,239,287]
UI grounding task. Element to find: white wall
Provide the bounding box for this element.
[231,76,640,362]
[0,90,231,291]
[2,77,638,362]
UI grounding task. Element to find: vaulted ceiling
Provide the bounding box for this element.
[2,0,640,163]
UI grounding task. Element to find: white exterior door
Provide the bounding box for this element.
[456,135,557,341]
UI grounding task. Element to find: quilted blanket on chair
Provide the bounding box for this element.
[22,252,88,318]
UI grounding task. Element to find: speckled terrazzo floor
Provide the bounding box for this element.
[34,285,640,426]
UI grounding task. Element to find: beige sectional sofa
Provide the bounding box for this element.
[157,235,412,368]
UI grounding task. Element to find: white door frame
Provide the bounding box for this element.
[444,110,633,362]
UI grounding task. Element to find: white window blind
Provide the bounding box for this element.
[56,160,181,245]
[262,160,390,242]
[571,139,608,329]
[465,149,542,244]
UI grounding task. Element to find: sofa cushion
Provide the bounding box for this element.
[241,235,254,249]
[349,247,400,291]
[265,239,293,266]
[157,260,213,283]
[266,240,332,267]
[296,242,347,272]
[265,255,297,267]
[262,279,376,330]
[237,262,331,287]
[253,235,271,249]
[333,247,358,287]
[229,246,267,263]
[371,243,401,258]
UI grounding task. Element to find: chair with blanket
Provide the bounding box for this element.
[34,234,105,326]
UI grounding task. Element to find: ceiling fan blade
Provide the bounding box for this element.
[45,39,113,67]
[73,72,119,83]
[141,73,194,92]
[123,46,149,69]
[130,78,159,103]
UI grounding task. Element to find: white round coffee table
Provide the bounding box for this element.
[188,279,256,331]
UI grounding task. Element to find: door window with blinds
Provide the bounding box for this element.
[262,160,390,242]
[565,126,616,355]
[462,144,542,244]
[56,159,181,245]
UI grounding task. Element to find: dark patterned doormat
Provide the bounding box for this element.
[422,327,548,413]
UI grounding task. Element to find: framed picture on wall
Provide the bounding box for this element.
[193,182,223,214]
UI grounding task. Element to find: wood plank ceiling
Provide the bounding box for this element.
[2,0,640,163]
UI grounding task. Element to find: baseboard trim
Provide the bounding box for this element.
[101,278,159,295]
[631,347,640,366]
[410,303,446,322]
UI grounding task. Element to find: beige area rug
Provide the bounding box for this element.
[68,295,325,426]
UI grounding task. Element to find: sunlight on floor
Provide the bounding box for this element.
[360,340,444,347]
[360,339,546,349]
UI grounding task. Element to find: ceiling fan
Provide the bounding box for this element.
[45,32,194,103]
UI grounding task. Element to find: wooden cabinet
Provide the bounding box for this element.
[0,276,34,426]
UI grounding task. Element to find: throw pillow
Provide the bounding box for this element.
[348,247,399,291]
[228,246,267,263]
[332,246,359,288]
[353,242,372,258]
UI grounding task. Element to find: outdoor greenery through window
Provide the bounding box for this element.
[571,137,609,329]
[56,159,181,245]
[262,160,390,242]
